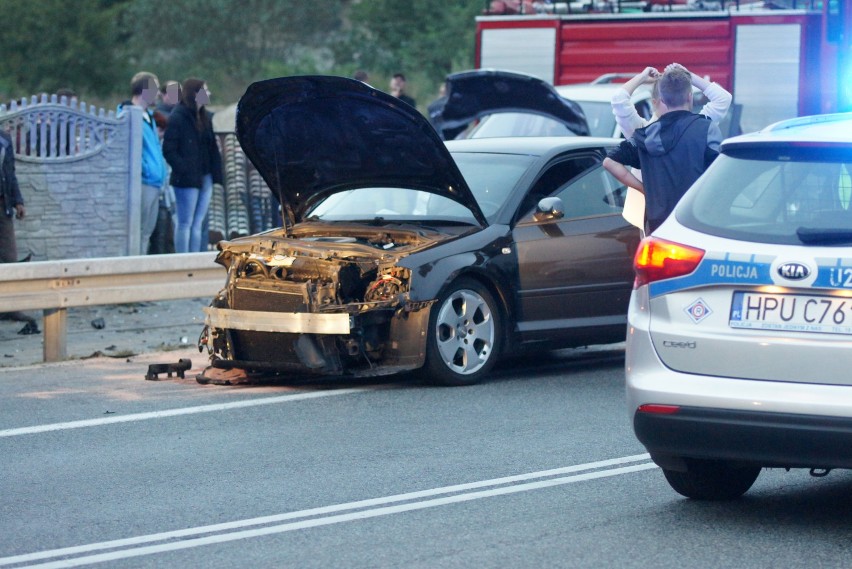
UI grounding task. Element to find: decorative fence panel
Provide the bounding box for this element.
[0,94,276,261]
[0,94,142,260]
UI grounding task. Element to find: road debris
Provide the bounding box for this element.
[145,358,192,381]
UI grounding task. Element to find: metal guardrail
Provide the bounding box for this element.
[0,252,226,362]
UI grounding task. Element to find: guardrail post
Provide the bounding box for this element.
[0,252,223,363]
[43,308,68,362]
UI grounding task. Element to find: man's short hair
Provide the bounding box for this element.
[659,67,691,108]
[392,73,406,81]
[159,80,179,95]
[131,71,159,97]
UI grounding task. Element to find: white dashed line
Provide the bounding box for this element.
[0,389,367,438]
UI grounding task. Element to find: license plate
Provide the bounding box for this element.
[730,291,852,335]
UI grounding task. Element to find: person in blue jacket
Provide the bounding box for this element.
[118,71,168,254]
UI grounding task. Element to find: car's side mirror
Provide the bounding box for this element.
[534,197,564,222]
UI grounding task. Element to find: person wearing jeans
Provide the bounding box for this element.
[173,173,212,253]
[162,78,223,253]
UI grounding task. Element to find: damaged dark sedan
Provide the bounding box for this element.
[199,76,640,385]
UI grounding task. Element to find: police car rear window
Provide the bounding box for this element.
[677,151,852,245]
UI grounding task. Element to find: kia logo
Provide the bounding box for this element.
[777,262,810,280]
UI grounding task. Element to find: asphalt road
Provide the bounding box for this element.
[1,346,851,568]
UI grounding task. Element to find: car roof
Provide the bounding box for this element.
[722,112,852,149]
[445,135,621,155]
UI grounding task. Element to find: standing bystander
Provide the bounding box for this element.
[151,81,180,253]
[148,111,175,254]
[611,64,732,139]
[156,80,181,118]
[353,70,370,84]
[603,65,722,233]
[163,79,223,253]
[0,128,39,334]
[389,73,416,108]
[118,72,168,254]
[609,64,731,230]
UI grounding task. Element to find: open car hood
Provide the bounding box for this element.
[429,69,590,139]
[236,76,487,227]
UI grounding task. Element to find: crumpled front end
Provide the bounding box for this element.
[199,232,435,377]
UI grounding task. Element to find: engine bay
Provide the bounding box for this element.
[213,226,449,309]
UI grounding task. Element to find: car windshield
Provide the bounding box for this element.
[464,102,616,140]
[678,149,852,245]
[573,101,617,138]
[307,152,536,224]
[465,112,579,139]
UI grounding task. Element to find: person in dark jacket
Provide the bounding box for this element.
[148,111,175,254]
[162,78,223,252]
[603,64,722,233]
[390,73,416,108]
[0,129,39,334]
[156,80,180,118]
[0,130,24,262]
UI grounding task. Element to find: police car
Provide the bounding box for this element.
[625,112,852,500]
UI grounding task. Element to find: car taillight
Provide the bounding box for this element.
[637,404,680,415]
[633,237,705,287]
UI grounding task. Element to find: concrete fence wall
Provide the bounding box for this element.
[0,94,143,261]
[0,95,280,262]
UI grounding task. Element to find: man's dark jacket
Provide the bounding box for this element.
[162,103,223,189]
[608,110,721,232]
[0,131,23,217]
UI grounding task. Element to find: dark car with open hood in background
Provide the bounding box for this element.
[428,69,591,140]
[429,68,740,141]
[198,76,640,386]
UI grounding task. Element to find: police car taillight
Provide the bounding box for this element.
[637,404,681,415]
[633,237,705,287]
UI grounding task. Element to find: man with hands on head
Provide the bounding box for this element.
[611,63,732,138]
[603,64,722,234]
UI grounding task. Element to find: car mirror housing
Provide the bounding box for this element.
[534,197,564,221]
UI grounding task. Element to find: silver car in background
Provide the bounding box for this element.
[626,112,852,500]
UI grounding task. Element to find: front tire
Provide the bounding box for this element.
[663,459,761,500]
[423,278,502,386]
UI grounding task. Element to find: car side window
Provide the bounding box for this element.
[518,155,599,219]
[553,165,627,220]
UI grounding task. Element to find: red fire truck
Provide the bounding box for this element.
[475,0,852,132]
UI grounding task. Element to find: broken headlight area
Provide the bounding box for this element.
[200,237,433,377]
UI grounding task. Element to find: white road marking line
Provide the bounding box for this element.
[0,389,366,438]
[0,455,655,568]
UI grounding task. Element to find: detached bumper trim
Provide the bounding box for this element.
[204,307,351,334]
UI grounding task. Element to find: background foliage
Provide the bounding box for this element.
[0,0,486,110]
